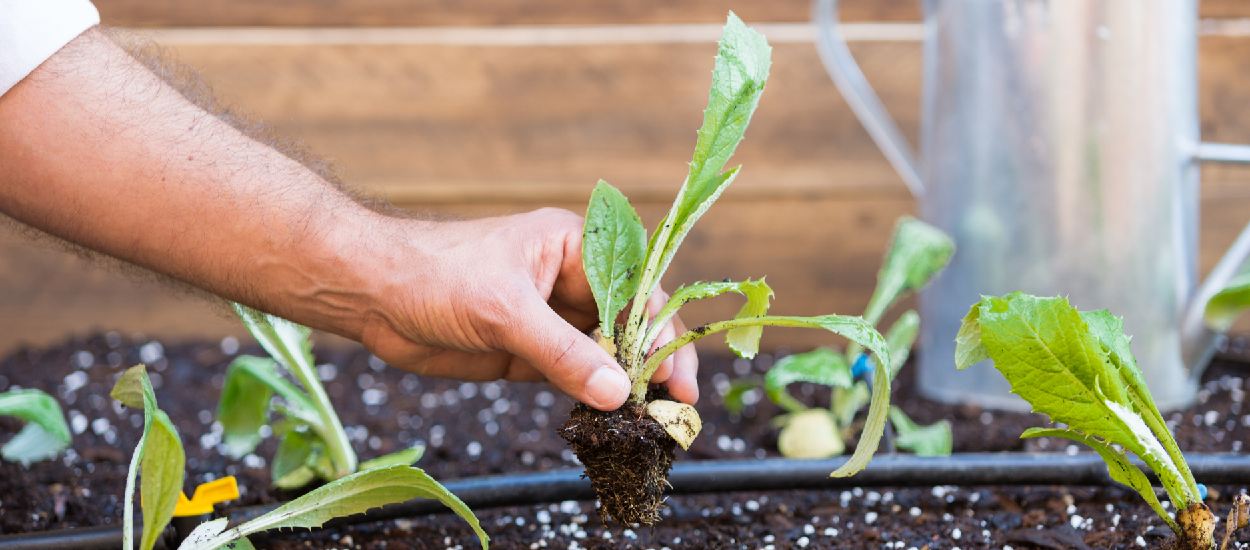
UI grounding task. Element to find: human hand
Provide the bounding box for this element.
[355,208,699,411]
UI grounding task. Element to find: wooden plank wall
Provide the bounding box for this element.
[5,2,1250,355]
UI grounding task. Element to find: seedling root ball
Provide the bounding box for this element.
[559,402,676,524]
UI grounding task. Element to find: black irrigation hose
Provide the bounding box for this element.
[3,453,1249,550]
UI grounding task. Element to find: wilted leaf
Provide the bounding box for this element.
[725,279,775,358]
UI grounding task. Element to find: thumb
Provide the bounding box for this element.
[500,293,630,411]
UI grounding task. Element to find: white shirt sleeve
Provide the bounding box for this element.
[0,0,100,96]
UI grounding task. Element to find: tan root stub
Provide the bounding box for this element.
[1178,501,1216,550]
[645,399,701,450]
[777,409,845,459]
[590,328,618,358]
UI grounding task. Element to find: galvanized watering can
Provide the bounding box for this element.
[815,0,1250,410]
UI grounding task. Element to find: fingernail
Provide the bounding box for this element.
[586,366,629,409]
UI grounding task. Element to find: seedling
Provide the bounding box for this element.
[1205,272,1250,332]
[111,364,186,550]
[218,304,420,488]
[957,293,1248,550]
[558,12,894,525]
[726,217,954,459]
[177,464,488,550]
[0,388,71,465]
[113,364,488,550]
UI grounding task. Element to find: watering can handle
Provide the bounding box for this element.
[1181,143,1250,373]
[813,0,924,197]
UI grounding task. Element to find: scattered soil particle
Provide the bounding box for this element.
[559,401,674,525]
[2,332,1250,549]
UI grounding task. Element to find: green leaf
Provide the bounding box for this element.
[218,356,316,459]
[777,409,845,459]
[726,279,775,358]
[643,278,772,354]
[232,303,357,477]
[359,445,425,471]
[113,365,185,550]
[622,13,772,358]
[645,13,770,287]
[0,389,71,464]
[962,294,1130,434]
[832,383,870,427]
[954,301,988,370]
[862,217,954,325]
[889,406,951,457]
[642,313,891,478]
[1082,310,1199,495]
[272,428,319,489]
[1023,427,1177,533]
[721,379,759,415]
[582,180,647,339]
[1205,272,1250,332]
[960,293,1201,517]
[764,348,851,413]
[178,465,488,550]
[111,365,153,410]
[883,310,920,377]
[140,410,185,550]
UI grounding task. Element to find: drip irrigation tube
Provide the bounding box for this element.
[3,453,1248,549]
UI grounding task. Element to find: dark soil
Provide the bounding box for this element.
[2,332,1249,549]
[559,400,675,525]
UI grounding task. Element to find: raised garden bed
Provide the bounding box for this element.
[1,332,1247,549]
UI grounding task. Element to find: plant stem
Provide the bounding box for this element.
[635,315,887,403]
[623,205,684,377]
[287,361,357,477]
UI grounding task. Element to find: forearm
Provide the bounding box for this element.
[0,28,390,340]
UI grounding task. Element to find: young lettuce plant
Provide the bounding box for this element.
[957,293,1248,550]
[114,364,488,550]
[218,304,420,488]
[0,388,71,465]
[558,12,893,525]
[726,217,953,459]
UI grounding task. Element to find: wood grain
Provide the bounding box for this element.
[0,196,914,355]
[144,38,921,202]
[129,33,1250,202]
[93,1,1250,28]
[9,184,1250,357]
[9,30,1250,358]
[94,0,917,28]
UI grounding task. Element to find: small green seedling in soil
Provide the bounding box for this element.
[726,217,953,460]
[957,293,1249,550]
[1205,271,1250,332]
[558,12,894,525]
[177,464,488,550]
[0,388,71,465]
[112,364,186,550]
[114,364,488,550]
[218,304,420,488]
